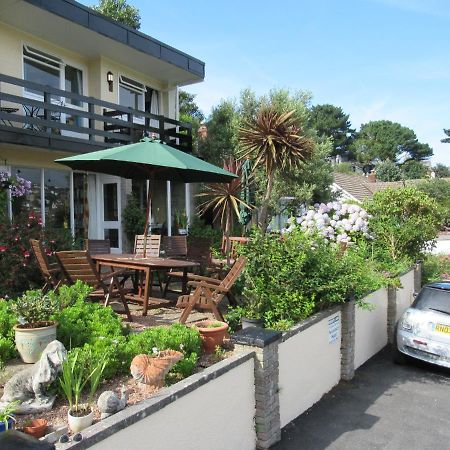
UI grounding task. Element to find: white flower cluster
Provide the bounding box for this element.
[285,201,372,244]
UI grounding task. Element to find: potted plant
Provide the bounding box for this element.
[193,320,228,353]
[240,294,264,329]
[10,290,60,363]
[0,401,18,432]
[23,419,48,438]
[177,210,188,235]
[59,351,106,433]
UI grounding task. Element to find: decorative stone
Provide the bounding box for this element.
[97,385,128,419]
[0,341,67,414]
[130,350,183,388]
[59,434,69,443]
[73,433,82,442]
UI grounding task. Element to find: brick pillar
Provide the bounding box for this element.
[340,299,355,381]
[387,286,397,344]
[232,328,282,449]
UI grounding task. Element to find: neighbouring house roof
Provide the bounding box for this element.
[332,172,425,202]
[1,0,204,85]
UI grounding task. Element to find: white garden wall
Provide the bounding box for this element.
[354,288,388,369]
[278,309,342,427]
[395,270,415,322]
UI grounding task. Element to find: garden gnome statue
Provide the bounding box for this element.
[0,340,67,414]
[97,385,128,419]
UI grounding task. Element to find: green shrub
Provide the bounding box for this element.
[422,254,450,285]
[10,290,60,327]
[57,299,126,349]
[0,301,17,368]
[49,280,92,308]
[364,188,445,262]
[238,229,385,330]
[122,195,146,245]
[416,178,450,226]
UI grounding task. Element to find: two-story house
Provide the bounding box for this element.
[0,0,205,251]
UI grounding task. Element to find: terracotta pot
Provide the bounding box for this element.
[14,322,57,363]
[194,320,228,353]
[68,405,93,433]
[23,418,47,438]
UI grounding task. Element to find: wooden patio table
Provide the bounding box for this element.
[92,254,199,316]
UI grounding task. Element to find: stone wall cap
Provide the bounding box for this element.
[231,328,282,348]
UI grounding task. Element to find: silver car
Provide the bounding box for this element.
[395,281,450,368]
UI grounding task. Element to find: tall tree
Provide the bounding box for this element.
[433,163,450,178]
[308,104,355,158]
[178,90,204,154]
[352,120,433,163]
[239,109,314,231]
[92,0,140,29]
[441,129,450,143]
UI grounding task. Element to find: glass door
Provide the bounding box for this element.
[97,175,122,253]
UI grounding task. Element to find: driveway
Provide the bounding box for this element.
[272,347,450,450]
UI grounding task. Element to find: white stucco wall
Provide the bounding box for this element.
[354,288,388,369]
[89,358,256,450]
[396,270,415,322]
[278,311,342,427]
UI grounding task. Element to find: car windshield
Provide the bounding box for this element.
[412,287,450,314]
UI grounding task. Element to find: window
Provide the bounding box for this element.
[119,75,145,111]
[44,170,70,229]
[23,46,61,97]
[64,65,83,107]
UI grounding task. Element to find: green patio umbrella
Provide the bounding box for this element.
[56,137,237,254]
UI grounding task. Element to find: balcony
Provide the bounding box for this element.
[0,73,192,154]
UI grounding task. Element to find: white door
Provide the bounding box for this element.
[97,175,122,253]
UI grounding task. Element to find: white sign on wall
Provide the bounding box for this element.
[328,315,340,344]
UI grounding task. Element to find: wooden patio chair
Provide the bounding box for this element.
[84,239,111,255]
[134,234,163,291]
[29,239,65,293]
[211,236,249,267]
[163,237,211,298]
[56,250,132,321]
[177,256,247,323]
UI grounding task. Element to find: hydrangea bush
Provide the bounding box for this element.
[0,171,32,198]
[285,201,371,244]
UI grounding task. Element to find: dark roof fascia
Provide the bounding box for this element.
[22,0,205,79]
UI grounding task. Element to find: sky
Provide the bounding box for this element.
[88,0,450,165]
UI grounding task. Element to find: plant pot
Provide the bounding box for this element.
[241,317,264,329]
[177,228,188,235]
[194,320,228,353]
[0,418,14,432]
[23,419,47,438]
[68,405,94,433]
[14,322,57,364]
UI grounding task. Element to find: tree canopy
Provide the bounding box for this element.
[178,90,205,155]
[352,120,433,163]
[308,104,354,157]
[441,129,450,144]
[92,0,141,29]
[433,163,450,178]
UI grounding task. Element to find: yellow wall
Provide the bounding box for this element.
[0,144,73,170]
[0,22,173,117]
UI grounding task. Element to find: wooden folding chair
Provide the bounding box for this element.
[29,239,65,293]
[84,239,111,255]
[163,237,211,298]
[177,256,247,323]
[56,250,132,322]
[134,234,163,291]
[211,236,250,271]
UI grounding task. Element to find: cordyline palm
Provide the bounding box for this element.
[197,158,253,262]
[239,108,314,231]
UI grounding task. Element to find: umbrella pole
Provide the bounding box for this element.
[143,178,153,258]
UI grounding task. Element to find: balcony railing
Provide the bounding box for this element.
[0,73,192,153]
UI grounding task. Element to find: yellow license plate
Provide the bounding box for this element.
[435,324,450,334]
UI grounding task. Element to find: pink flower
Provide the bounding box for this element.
[23,251,30,258]
[0,245,7,252]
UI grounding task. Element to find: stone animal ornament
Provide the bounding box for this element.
[0,340,67,414]
[97,385,128,419]
[130,350,183,388]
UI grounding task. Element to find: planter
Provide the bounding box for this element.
[14,322,57,364]
[194,320,228,353]
[0,418,14,432]
[23,419,47,438]
[68,406,94,433]
[241,317,264,329]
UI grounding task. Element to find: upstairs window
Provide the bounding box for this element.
[119,75,145,111]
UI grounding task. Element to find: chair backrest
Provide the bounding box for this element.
[29,239,52,278]
[84,239,111,255]
[187,237,212,268]
[219,256,247,290]
[56,250,100,287]
[162,236,187,258]
[221,236,250,259]
[134,234,161,257]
